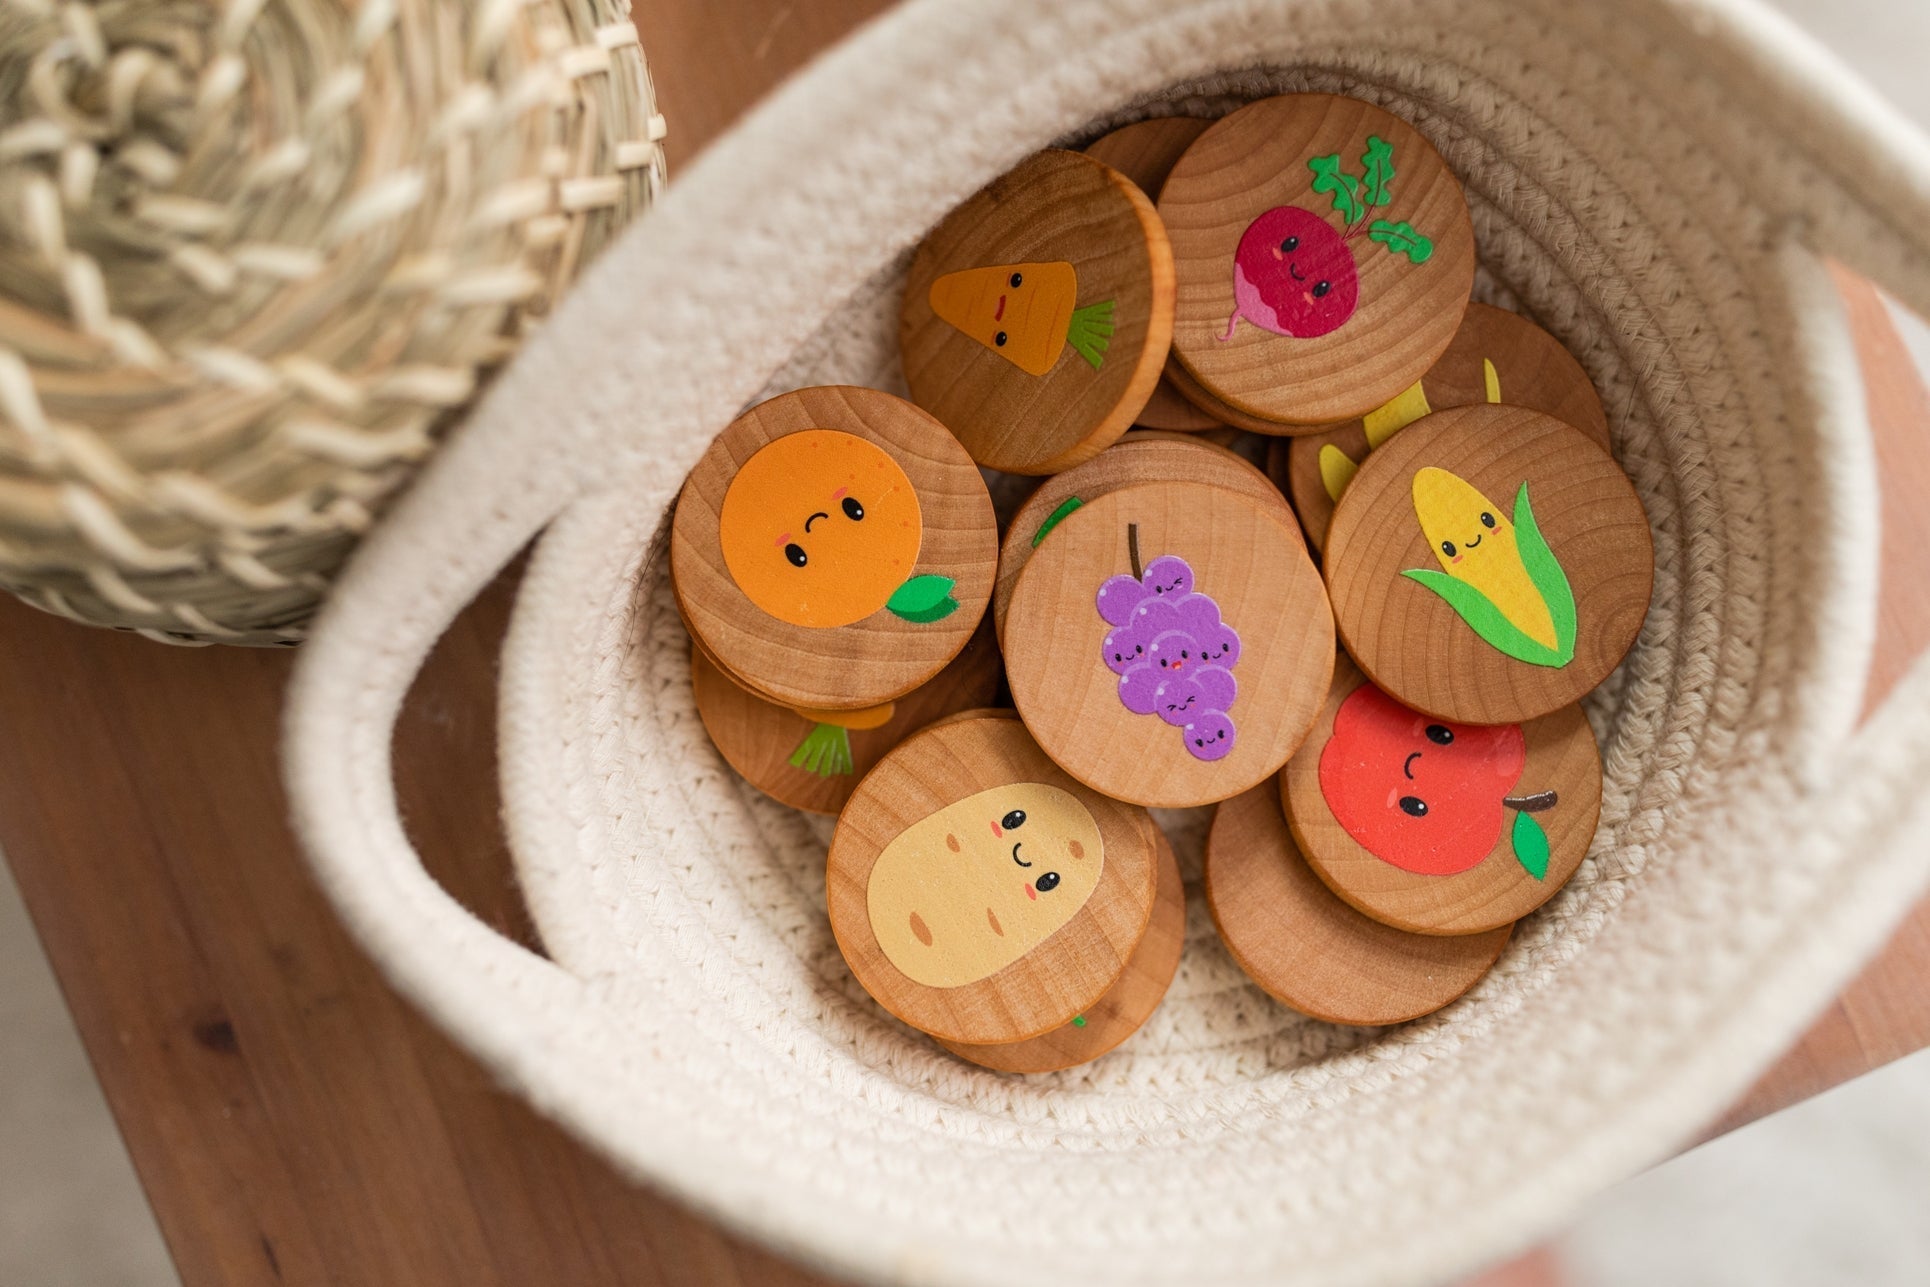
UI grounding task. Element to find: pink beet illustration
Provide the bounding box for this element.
[1219,136,1435,342]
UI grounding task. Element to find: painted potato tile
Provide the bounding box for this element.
[717,429,957,630]
[867,783,1104,988]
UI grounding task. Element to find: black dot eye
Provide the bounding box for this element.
[1009,271,1023,288]
[1001,810,1026,831]
[1035,871,1061,893]
[784,543,807,567]
[1312,280,1331,298]
[1440,541,1457,558]
[1399,796,1428,818]
[841,497,864,521]
[994,331,1007,346]
[1281,235,1299,253]
[1425,724,1454,746]
[1480,511,1496,529]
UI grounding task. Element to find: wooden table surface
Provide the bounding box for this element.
[3,3,1929,1283]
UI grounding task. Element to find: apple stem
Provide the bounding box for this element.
[1504,790,1558,813]
[1127,522,1143,581]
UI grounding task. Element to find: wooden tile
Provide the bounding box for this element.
[1285,303,1610,553]
[690,615,1002,815]
[1161,94,1476,427]
[826,714,1158,1045]
[939,823,1184,1072]
[1207,783,1511,1023]
[1004,481,1333,807]
[992,431,1294,640]
[1325,404,1651,724]
[1084,117,1226,433]
[901,149,1175,473]
[1279,657,1601,935]
[671,385,997,709]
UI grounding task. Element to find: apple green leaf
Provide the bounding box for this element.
[1368,219,1433,264]
[1308,154,1364,226]
[788,723,855,777]
[1511,809,1551,880]
[1360,135,1395,207]
[1032,496,1083,548]
[887,574,958,623]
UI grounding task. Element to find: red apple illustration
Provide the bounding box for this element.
[1318,684,1556,877]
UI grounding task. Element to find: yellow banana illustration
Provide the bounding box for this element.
[1404,468,1577,667]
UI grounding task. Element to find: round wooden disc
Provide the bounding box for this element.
[690,617,1003,815]
[900,149,1175,474]
[827,714,1159,1045]
[1325,403,1652,724]
[1004,482,1334,808]
[1206,783,1510,1023]
[992,432,1295,641]
[670,386,997,710]
[939,823,1184,1072]
[1287,304,1610,553]
[1279,656,1601,935]
[1160,94,1476,426]
[1160,355,1321,437]
[1083,118,1225,434]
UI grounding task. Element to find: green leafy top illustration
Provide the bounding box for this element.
[1307,135,1435,264]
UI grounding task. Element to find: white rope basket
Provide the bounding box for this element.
[286,1,1930,1284]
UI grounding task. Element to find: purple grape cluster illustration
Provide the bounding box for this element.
[1096,524,1240,762]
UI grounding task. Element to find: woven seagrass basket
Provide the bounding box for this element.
[0,0,662,644]
[288,1,1930,1284]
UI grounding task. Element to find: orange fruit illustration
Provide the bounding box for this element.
[719,430,926,629]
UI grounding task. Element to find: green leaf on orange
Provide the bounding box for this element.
[887,575,958,623]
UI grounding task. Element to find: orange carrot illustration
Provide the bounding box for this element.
[929,261,1115,375]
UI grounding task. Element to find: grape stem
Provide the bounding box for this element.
[1127,523,1142,581]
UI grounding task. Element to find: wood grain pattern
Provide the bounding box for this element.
[1083,117,1226,434]
[992,432,1295,639]
[940,825,1184,1072]
[0,6,1926,1283]
[1285,303,1611,553]
[1326,404,1652,725]
[1160,94,1476,426]
[900,149,1175,474]
[671,385,996,709]
[1280,657,1601,935]
[825,714,1157,1045]
[689,614,1002,814]
[1206,783,1511,1024]
[1004,482,1335,807]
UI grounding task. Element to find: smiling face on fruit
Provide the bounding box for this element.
[866,783,1103,988]
[717,430,923,629]
[928,261,1078,376]
[1319,684,1527,875]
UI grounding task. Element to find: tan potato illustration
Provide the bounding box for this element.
[867,783,1105,988]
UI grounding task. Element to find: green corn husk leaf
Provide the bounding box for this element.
[1308,153,1364,224]
[887,575,957,622]
[1401,569,1569,667]
[1367,219,1433,263]
[1032,496,1082,547]
[1512,809,1551,880]
[1360,135,1395,207]
[1513,483,1577,665]
[788,723,855,777]
[1065,300,1115,370]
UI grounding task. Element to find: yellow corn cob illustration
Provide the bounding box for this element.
[1404,467,1577,670]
